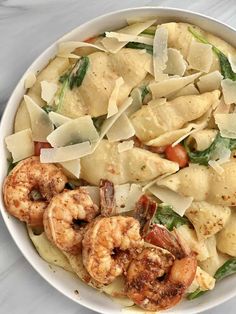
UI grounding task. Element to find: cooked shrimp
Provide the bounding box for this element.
[43,189,99,254]
[82,216,144,284]
[3,156,67,227]
[126,224,197,311]
[126,246,197,311]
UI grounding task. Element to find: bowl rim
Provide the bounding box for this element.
[1,5,236,314]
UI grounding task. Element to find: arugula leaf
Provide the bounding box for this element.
[188,27,236,80]
[184,132,236,166]
[69,56,89,89]
[7,157,18,175]
[187,258,236,300]
[125,42,153,54]
[141,26,156,36]
[42,105,54,114]
[140,86,149,101]
[153,203,190,231]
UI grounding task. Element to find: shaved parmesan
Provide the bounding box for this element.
[215,113,236,138]
[153,26,168,81]
[228,53,236,72]
[105,32,153,45]
[24,72,36,89]
[92,97,133,151]
[81,186,100,206]
[208,141,231,174]
[149,185,193,216]
[197,71,223,93]
[149,72,201,99]
[208,160,224,175]
[107,114,135,142]
[101,19,156,53]
[164,48,187,77]
[126,88,142,117]
[48,111,71,127]
[221,79,236,104]
[5,129,34,163]
[41,81,58,103]
[47,116,99,148]
[57,41,107,56]
[24,95,54,142]
[40,141,92,163]
[214,97,231,114]
[172,127,200,147]
[114,184,130,212]
[107,77,124,118]
[172,83,199,99]
[187,41,213,72]
[59,159,81,178]
[118,140,134,153]
[122,184,143,213]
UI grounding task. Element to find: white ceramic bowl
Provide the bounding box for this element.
[1,6,236,314]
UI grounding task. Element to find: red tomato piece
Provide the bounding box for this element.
[165,144,188,168]
[34,142,52,156]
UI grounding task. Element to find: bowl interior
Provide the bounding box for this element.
[1,6,236,314]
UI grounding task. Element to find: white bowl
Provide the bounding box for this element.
[1,6,236,314]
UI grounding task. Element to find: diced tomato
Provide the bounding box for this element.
[165,144,188,168]
[148,145,167,154]
[34,142,52,156]
[84,36,96,43]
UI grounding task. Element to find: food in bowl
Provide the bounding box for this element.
[3,16,236,312]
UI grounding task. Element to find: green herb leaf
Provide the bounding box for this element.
[188,27,236,80]
[92,115,107,132]
[141,26,156,36]
[125,42,153,54]
[42,105,54,114]
[184,132,236,166]
[188,258,236,300]
[7,157,17,174]
[65,182,76,190]
[153,203,190,231]
[69,56,90,90]
[187,288,206,300]
[214,258,236,281]
[140,86,149,102]
[59,72,70,84]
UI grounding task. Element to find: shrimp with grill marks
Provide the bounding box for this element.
[43,189,99,254]
[82,216,144,284]
[3,156,67,227]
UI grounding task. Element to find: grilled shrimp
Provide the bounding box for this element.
[126,247,197,311]
[126,225,197,311]
[82,216,144,284]
[3,156,67,227]
[43,189,99,254]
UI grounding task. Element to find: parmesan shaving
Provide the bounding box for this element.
[24,95,54,142]
[24,72,36,89]
[92,97,133,151]
[40,81,58,103]
[107,77,124,118]
[118,140,134,153]
[81,186,100,206]
[208,145,231,175]
[221,79,236,104]
[101,19,156,53]
[122,184,142,213]
[215,113,236,138]
[149,185,193,216]
[171,83,199,99]
[214,97,231,114]
[164,48,187,77]
[114,184,130,212]
[208,160,224,175]
[48,111,71,127]
[59,159,81,179]
[187,40,213,72]
[126,88,142,117]
[106,114,135,142]
[47,116,99,148]
[5,129,34,163]
[228,53,236,72]
[57,41,107,57]
[171,127,200,147]
[40,141,92,163]
[197,71,223,93]
[153,26,168,81]
[105,32,153,45]
[149,72,201,99]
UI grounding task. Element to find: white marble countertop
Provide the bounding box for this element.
[1,0,236,313]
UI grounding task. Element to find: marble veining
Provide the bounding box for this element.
[1,0,236,313]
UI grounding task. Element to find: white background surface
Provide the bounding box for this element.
[1,0,236,313]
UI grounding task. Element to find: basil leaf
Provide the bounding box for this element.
[184,132,236,165]
[125,42,153,54]
[188,27,236,80]
[153,203,190,231]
